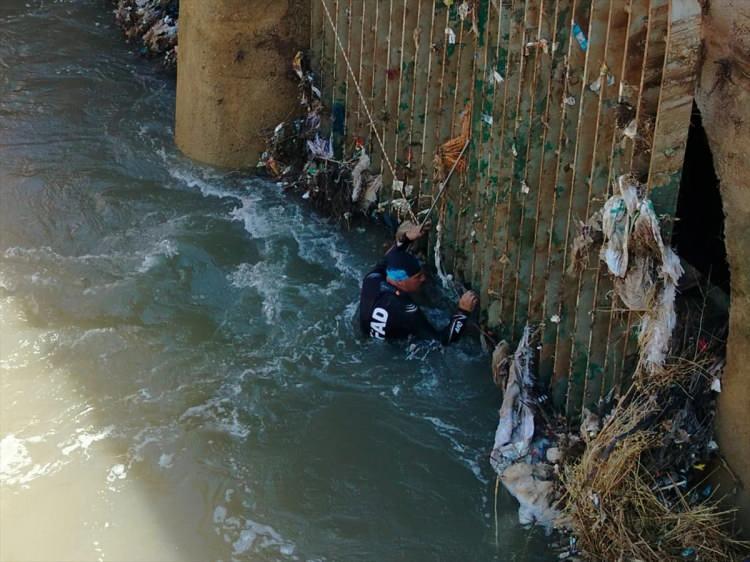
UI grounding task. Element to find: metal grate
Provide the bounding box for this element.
[311,0,701,417]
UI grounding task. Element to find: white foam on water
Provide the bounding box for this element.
[70,328,129,358]
[229,195,291,243]
[211,510,296,560]
[60,425,115,457]
[167,164,232,200]
[229,188,364,290]
[164,157,367,308]
[213,505,228,524]
[179,396,250,439]
[137,238,179,273]
[228,262,284,324]
[158,453,174,469]
[421,414,488,484]
[106,463,127,482]
[289,226,361,283]
[29,272,57,286]
[0,434,67,487]
[424,416,461,434]
[3,245,116,264]
[0,434,32,482]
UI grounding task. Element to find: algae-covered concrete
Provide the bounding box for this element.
[695,0,750,529]
[175,0,309,168]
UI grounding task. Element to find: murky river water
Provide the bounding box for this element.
[0,2,552,560]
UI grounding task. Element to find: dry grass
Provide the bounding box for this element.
[559,356,749,561]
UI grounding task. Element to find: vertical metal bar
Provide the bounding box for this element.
[529,0,573,391]
[417,0,439,204]
[554,0,608,419]
[600,0,647,396]
[509,0,549,337]
[483,0,523,335]
[472,0,505,295]
[542,0,588,408]
[618,0,669,389]
[391,0,409,170]
[465,0,498,289]
[498,0,539,338]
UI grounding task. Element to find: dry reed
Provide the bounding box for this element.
[559,354,749,561]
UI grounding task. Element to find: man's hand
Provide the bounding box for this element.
[458,290,478,314]
[397,220,431,243]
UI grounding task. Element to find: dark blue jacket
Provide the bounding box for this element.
[358,243,468,344]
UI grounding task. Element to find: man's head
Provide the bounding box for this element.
[386,250,426,293]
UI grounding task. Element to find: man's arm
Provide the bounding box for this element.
[399,292,477,345]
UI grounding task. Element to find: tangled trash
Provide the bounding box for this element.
[559,349,748,561]
[258,50,472,230]
[114,0,179,68]
[491,327,748,560]
[569,173,684,372]
[257,51,385,224]
[490,326,562,530]
[488,176,749,559]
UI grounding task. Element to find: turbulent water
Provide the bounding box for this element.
[0,2,552,560]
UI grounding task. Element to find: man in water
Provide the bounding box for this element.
[359,222,478,344]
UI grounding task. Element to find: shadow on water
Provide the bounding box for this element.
[0,1,554,560]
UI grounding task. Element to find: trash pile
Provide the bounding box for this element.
[558,348,748,561]
[489,174,749,560]
[490,325,562,530]
[114,0,179,68]
[258,51,389,226]
[491,330,748,560]
[570,173,684,373]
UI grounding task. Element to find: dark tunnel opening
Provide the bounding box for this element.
[673,102,731,296]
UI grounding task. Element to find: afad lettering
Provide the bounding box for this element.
[370,307,388,339]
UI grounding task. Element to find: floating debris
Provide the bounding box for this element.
[258,52,397,224]
[525,38,550,56]
[489,323,748,560]
[445,27,457,45]
[589,68,616,94]
[114,0,179,69]
[623,118,638,140]
[457,1,470,21]
[572,21,588,52]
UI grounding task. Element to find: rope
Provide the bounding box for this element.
[318,0,417,223]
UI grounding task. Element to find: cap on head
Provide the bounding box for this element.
[385,249,421,281]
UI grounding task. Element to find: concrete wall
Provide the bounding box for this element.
[175,0,309,168]
[695,0,750,529]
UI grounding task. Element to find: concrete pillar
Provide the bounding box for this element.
[175,0,310,168]
[695,0,750,532]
